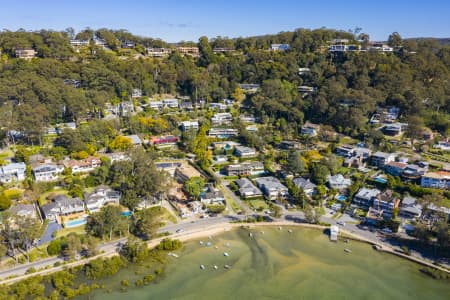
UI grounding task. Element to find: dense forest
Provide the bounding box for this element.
[0,27,449,144]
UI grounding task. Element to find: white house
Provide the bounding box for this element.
[327,174,352,190]
[292,177,317,197]
[32,164,64,182]
[211,112,233,125]
[179,120,199,131]
[0,162,26,183]
[84,186,121,213]
[255,177,289,200]
[163,98,179,108]
[234,145,256,157]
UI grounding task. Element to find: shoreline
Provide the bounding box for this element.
[0,222,448,286]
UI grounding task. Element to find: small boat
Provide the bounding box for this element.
[214,246,219,249]
[260,231,264,234]
[200,265,205,270]
[206,241,212,247]
[249,232,253,238]
[278,227,282,230]
[288,229,293,233]
[344,248,352,253]
[373,245,382,251]
[213,265,218,270]
[168,253,179,258]
[225,242,231,247]
[224,265,230,269]
[199,241,203,245]
[344,239,349,243]
[223,252,229,257]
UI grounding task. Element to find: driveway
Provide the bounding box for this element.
[38,222,62,246]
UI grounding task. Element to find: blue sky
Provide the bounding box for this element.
[1,0,449,42]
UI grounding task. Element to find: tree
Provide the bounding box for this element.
[286,151,306,176]
[387,32,402,48]
[133,207,162,239]
[184,177,205,200]
[86,205,126,240]
[405,115,424,148]
[0,193,12,210]
[310,163,330,185]
[108,136,133,152]
[231,86,245,102]
[120,236,149,263]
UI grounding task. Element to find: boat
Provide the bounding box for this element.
[344,248,352,253]
[344,239,349,243]
[168,253,179,258]
[249,232,253,238]
[223,252,229,257]
[260,231,264,234]
[200,265,205,270]
[224,265,230,269]
[278,227,282,230]
[214,246,219,249]
[225,242,230,247]
[288,229,293,233]
[213,265,218,270]
[206,241,212,247]
[199,241,203,245]
[373,244,382,251]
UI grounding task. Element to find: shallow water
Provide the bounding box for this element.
[83,226,450,300]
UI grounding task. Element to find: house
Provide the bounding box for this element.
[420,171,450,189]
[174,163,202,183]
[208,128,239,138]
[131,88,142,98]
[353,188,381,209]
[235,178,262,199]
[0,162,26,183]
[382,123,403,136]
[434,140,450,151]
[55,122,77,134]
[371,152,396,168]
[150,135,178,147]
[301,122,319,136]
[354,147,372,160]
[9,204,37,219]
[293,177,317,197]
[70,39,90,48]
[224,162,264,176]
[368,42,393,52]
[212,47,235,53]
[238,84,260,93]
[255,177,289,200]
[179,120,199,131]
[298,86,315,93]
[118,101,134,116]
[163,98,179,108]
[210,103,228,111]
[63,157,101,174]
[32,163,64,182]
[146,47,171,58]
[343,156,365,169]
[399,196,422,219]
[125,135,142,146]
[122,41,136,49]
[211,112,233,125]
[327,174,352,190]
[234,145,256,157]
[372,190,400,218]
[15,49,36,59]
[279,140,301,150]
[212,141,240,151]
[176,46,199,57]
[200,186,225,206]
[155,162,182,176]
[41,195,85,222]
[240,115,257,123]
[213,155,228,163]
[84,186,121,213]
[384,161,408,176]
[401,164,427,181]
[179,101,194,110]
[335,145,356,158]
[103,152,130,163]
[148,101,164,110]
[270,44,290,51]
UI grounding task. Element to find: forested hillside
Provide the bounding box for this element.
[0,28,448,144]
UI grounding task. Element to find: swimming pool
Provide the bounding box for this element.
[65,218,87,228]
[374,177,388,184]
[122,211,132,217]
[336,195,347,201]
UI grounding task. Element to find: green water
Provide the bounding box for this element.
[85,227,450,300]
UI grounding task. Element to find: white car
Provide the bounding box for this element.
[337,221,346,226]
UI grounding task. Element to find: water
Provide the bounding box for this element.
[65,218,87,227]
[83,227,450,300]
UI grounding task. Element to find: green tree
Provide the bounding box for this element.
[310,163,330,185]
[184,177,205,200]
[286,151,306,176]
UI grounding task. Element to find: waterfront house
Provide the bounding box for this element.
[255,177,289,200]
[270,44,290,51]
[399,196,422,219]
[32,163,64,182]
[146,47,171,58]
[0,162,26,183]
[353,188,381,209]
[293,177,317,197]
[235,178,263,199]
[335,145,356,158]
[163,98,179,108]
[150,135,178,147]
[84,186,121,213]
[200,186,225,205]
[41,195,85,222]
[372,190,400,218]
[301,122,319,136]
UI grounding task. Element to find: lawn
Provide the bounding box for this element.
[55,224,86,238]
[38,188,70,206]
[218,185,242,213]
[249,199,269,211]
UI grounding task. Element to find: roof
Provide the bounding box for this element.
[256,176,288,190]
[355,188,381,199]
[9,204,36,216]
[327,174,352,186]
[385,161,408,169]
[293,177,317,190]
[125,135,142,145]
[372,151,394,159]
[33,163,61,173]
[422,171,450,180]
[1,162,26,173]
[235,178,262,194]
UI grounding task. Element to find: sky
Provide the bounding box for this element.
[1,0,449,42]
